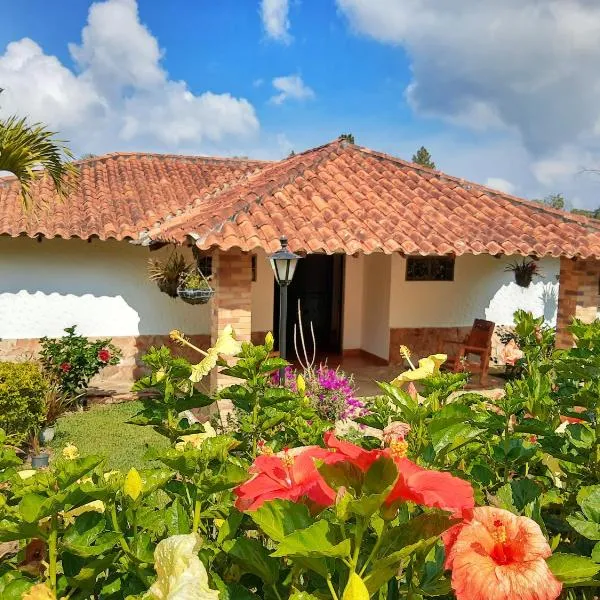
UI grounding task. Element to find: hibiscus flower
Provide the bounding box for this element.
[97,348,111,363]
[234,446,335,511]
[501,339,524,366]
[443,506,562,600]
[384,454,474,518]
[323,431,382,472]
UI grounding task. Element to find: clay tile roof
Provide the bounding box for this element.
[150,140,600,259]
[0,152,269,241]
[4,141,600,259]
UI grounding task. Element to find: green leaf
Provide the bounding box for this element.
[1,578,34,600]
[164,499,190,536]
[592,542,600,563]
[577,486,600,523]
[547,553,600,584]
[567,515,600,540]
[289,592,320,600]
[217,510,244,544]
[364,456,398,495]
[250,499,312,542]
[223,537,279,585]
[318,461,364,493]
[496,479,541,514]
[271,520,351,558]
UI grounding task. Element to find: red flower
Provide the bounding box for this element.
[234,446,335,511]
[384,454,474,518]
[443,507,562,600]
[97,348,111,363]
[60,362,72,373]
[323,431,382,472]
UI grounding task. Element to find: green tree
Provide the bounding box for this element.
[412,146,436,169]
[339,133,355,144]
[541,193,565,210]
[0,116,77,207]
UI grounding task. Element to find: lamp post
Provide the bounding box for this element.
[269,236,302,384]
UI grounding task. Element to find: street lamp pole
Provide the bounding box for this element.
[269,236,302,385]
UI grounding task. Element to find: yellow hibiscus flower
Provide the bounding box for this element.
[144,533,219,600]
[392,353,447,387]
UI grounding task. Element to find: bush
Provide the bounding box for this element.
[39,325,122,397]
[0,361,47,444]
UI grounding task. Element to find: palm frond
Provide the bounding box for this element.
[0,115,79,207]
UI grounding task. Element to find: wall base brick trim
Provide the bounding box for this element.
[0,333,211,394]
[389,325,511,366]
[342,348,389,365]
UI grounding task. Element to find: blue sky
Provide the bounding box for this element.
[2,0,600,208]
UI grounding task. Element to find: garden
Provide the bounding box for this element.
[1,313,600,599]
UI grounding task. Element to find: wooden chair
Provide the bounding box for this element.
[440,319,495,385]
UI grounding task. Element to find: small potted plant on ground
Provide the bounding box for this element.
[39,383,69,444]
[177,269,214,305]
[148,251,190,298]
[505,258,542,288]
[30,429,49,468]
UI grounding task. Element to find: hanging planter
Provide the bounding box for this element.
[504,258,542,288]
[177,268,215,305]
[148,251,190,298]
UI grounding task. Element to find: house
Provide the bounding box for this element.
[1,139,599,390]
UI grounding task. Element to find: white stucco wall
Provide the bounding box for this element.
[361,253,391,359]
[0,237,210,339]
[342,255,365,349]
[251,249,275,334]
[389,254,560,328]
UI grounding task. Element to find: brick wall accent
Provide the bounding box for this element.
[0,333,211,394]
[556,257,600,348]
[210,250,253,414]
[389,325,510,366]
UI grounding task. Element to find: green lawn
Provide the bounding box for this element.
[48,400,170,471]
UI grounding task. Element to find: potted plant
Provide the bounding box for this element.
[30,429,49,468]
[505,258,542,288]
[148,251,190,298]
[39,384,68,444]
[177,269,214,305]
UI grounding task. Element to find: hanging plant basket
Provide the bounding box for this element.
[505,258,541,288]
[148,251,190,298]
[177,268,214,305]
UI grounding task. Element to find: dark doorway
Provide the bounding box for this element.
[274,254,344,358]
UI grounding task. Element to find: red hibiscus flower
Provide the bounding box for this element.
[384,454,474,518]
[60,362,72,373]
[443,507,562,600]
[234,446,335,511]
[323,431,382,472]
[97,348,111,363]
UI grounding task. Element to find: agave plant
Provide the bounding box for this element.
[148,251,190,298]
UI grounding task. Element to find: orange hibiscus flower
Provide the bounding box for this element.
[234,446,335,511]
[384,455,474,518]
[323,431,383,472]
[443,506,562,600]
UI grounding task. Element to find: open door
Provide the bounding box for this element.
[274,254,344,358]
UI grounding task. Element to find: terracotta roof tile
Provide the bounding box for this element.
[151,140,600,259]
[0,152,268,241]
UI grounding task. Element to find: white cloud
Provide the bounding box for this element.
[260,0,292,44]
[270,74,315,105]
[335,0,600,207]
[485,177,516,195]
[0,0,259,155]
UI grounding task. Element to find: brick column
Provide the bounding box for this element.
[556,257,600,348]
[210,249,252,403]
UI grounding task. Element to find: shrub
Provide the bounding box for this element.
[39,325,122,397]
[0,361,47,444]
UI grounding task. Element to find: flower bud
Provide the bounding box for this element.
[296,374,306,396]
[265,331,274,352]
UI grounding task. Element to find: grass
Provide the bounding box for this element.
[48,400,170,471]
